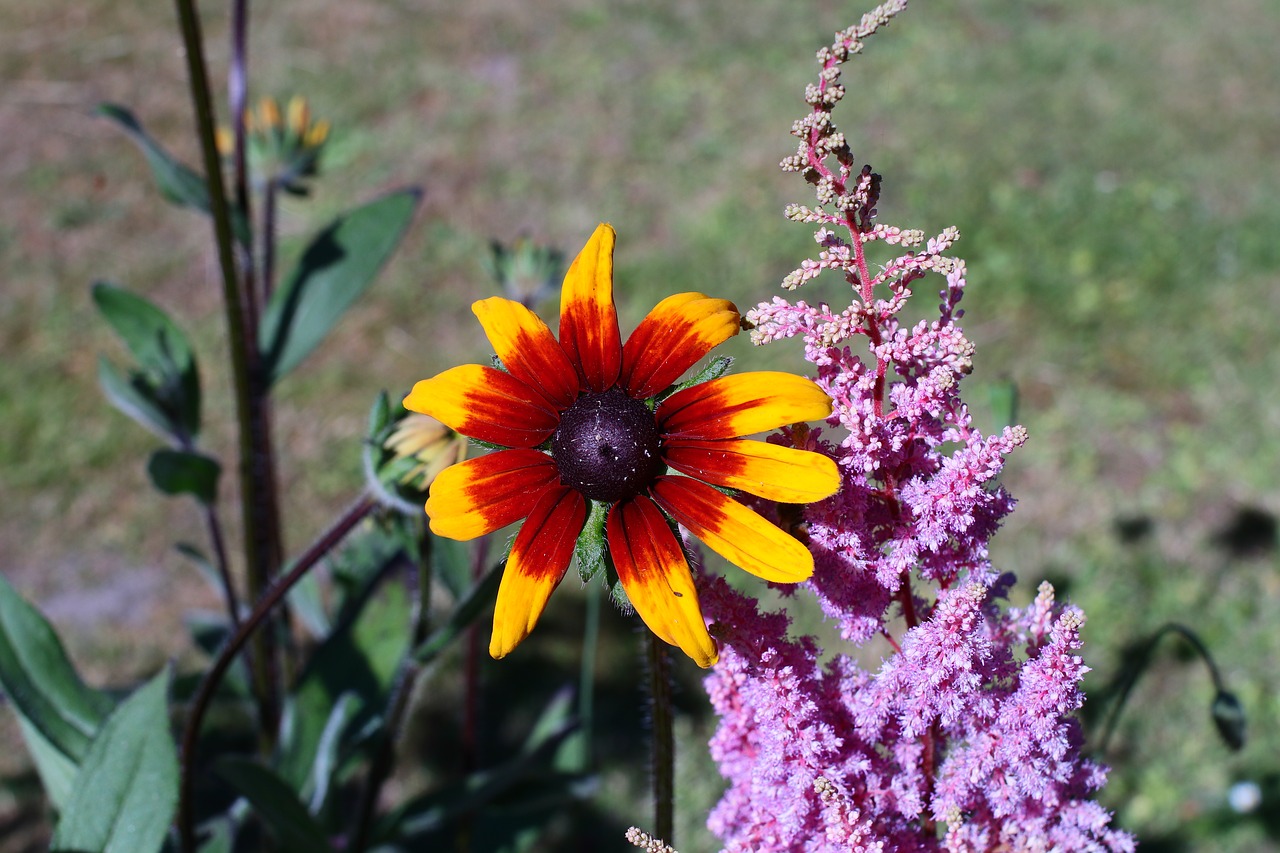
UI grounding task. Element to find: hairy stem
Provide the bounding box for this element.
[177,494,377,853]
[647,632,675,844]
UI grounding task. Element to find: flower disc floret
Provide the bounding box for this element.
[551,388,664,503]
[403,223,841,667]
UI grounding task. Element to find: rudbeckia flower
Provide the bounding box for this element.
[405,224,840,667]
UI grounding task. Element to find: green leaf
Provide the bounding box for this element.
[214,757,334,853]
[15,715,80,811]
[97,104,249,244]
[306,693,360,813]
[278,583,409,791]
[50,669,178,853]
[260,189,421,385]
[147,449,221,504]
[413,559,503,666]
[376,692,583,845]
[0,574,114,766]
[93,282,201,439]
[97,356,178,441]
[98,103,212,212]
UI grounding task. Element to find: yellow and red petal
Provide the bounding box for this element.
[650,476,814,583]
[404,364,558,448]
[472,297,580,408]
[559,223,622,392]
[424,449,559,540]
[606,496,718,667]
[490,486,588,659]
[657,371,832,440]
[620,292,741,399]
[663,438,841,503]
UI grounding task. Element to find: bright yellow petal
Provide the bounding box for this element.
[607,496,718,667]
[424,450,558,540]
[657,371,833,440]
[663,438,841,502]
[620,292,740,399]
[404,364,558,448]
[651,476,813,583]
[473,297,580,408]
[559,223,622,392]
[490,487,587,659]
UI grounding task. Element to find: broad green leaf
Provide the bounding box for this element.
[0,574,114,764]
[278,583,409,791]
[215,757,334,852]
[376,693,583,845]
[412,559,502,665]
[433,535,472,603]
[93,282,201,439]
[50,670,178,853]
[147,449,221,504]
[260,189,421,385]
[288,569,331,639]
[97,356,178,441]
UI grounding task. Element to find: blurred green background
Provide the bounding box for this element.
[2,0,1278,849]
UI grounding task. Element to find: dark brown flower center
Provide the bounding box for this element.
[551,387,664,503]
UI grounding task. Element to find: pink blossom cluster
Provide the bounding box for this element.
[699,2,1133,849]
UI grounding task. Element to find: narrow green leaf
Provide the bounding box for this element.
[412,559,503,665]
[97,103,249,243]
[97,356,178,441]
[307,693,359,813]
[15,715,80,811]
[97,103,211,211]
[147,449,221,504]
[260,189,421,384]
[50,669,178,853]
[93,282,201,439]
[0,574,114,764]
[215,757,334,852]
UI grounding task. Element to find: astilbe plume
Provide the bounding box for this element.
[699,3,1134,849]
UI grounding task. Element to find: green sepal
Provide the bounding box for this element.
[657,355,734,402]
[147,448,221,504]
[468,437,510,453]
[1211,689,1246,751]
[574,500,610,584]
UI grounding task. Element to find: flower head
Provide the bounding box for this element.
[405,223,840,666]
[216,95,330,194]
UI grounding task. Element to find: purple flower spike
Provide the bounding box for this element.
[699,3,1133,850]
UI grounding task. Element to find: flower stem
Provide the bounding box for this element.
[172,0,283,744]
[646,631,675,845]
[201,503,240,630]
[177,493,378,853]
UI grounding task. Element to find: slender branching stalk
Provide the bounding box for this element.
[177,493,378,853]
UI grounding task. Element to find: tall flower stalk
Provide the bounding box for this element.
[700,3,1134,849]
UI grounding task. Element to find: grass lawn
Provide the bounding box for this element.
[1,0,1278,849]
